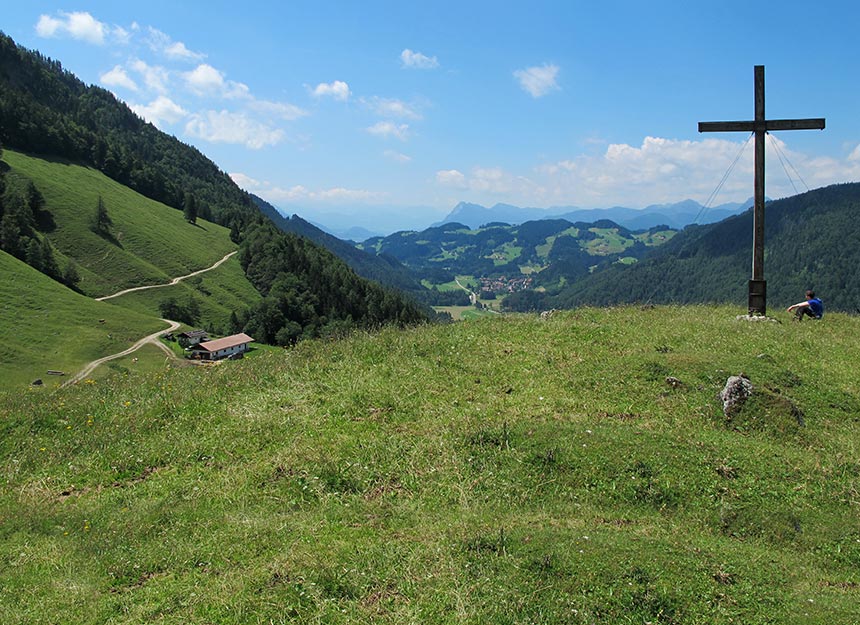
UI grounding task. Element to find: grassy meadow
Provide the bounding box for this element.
[101,254,261,333]
[2,306,858,624]
[0,251,168,389]
[3,150,238,298]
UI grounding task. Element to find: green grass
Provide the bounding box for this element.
[2,305,859,623]
[491,242,522,265]
[0,251,167,390]
[584,227,634,255]
[4,150,238,298]
[634,229,677,246]
[102,255,261,332]
[0,151,263,389]
[535,227,580,258]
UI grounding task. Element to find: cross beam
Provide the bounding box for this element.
[698,65,824,316]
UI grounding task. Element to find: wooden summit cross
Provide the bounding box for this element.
[699,65,824,316]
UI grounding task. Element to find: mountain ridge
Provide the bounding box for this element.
[435,197,753,231]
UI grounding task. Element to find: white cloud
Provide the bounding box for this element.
[367,121,410,141]
[229,172,261,188]
[384,150,412,163]
[312,80,351,101]
[514,63,560,98]
[112,26,132,45]
[362,97,422,120]
[436,166,540,198]
[849,144,860,161]
[130,59,170,94]
[185,110,285,149]
[436,169,468,188]
[401,49,439,69]
[184,63,225,93]
[534,135,860,207]
[100,66,138,91]
[234,178,386,204]
[315,188,386,202]
[180,63,306,121]
[224,80,252,99]
[36,11,108,45]
[130,96,188,127]
[248,99,308,121]
[147,27,205,61]
[165,41,204,61]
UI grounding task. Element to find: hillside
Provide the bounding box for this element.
[251,195,430,303]
[359,219,675,294]
[0,32,430,347]
[0,31,257,227]
[2,306,859,623]
[0,250,167,388]
[510,183,860,313]
[3,149,239,298]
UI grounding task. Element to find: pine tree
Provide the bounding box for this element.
[183,192,198,224]
[91,195,112,235]
[0,213,21,257]
[62,258,81,288]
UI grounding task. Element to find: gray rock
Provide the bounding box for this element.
[719,374,752,417]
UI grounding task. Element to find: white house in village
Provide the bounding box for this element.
[189,333,255,361]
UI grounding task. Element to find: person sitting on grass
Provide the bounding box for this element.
[787,290,824,321]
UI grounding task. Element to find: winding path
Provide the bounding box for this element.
[96,250,237,301]
[63,319,180,387]
[65,250,238,385]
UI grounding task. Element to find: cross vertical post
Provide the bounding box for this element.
[698,66,824,316]
[752,66,765,299]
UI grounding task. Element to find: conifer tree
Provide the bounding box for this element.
[91,195,112,235]
[183,192,198,224]
[62,258,81,288]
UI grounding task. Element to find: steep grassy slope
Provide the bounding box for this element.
[100,253,261,334]
[0,251,167,389]
[3,149,238,298]
[2,307,858,624]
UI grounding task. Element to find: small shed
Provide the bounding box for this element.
[189,333,255,361]
[177,329,209,348]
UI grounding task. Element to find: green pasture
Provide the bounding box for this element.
[101,255,260,333]
[3,150,237,298]
[0,252,166,390]
[2,305,859,623]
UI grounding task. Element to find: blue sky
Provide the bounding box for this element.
[3,1,860,232]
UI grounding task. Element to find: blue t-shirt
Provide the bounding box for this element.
[808,298,824,318]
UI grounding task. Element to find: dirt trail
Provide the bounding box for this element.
[65,250,238,385]
[63,319,180,386]
[96,250,237,301]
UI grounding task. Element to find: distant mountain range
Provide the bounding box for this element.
[434,198,754,232]
[250,195,430,302]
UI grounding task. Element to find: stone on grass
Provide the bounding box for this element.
[719,374,752,418]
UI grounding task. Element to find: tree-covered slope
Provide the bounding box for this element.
[0,31,256,228]
[506,183,860,313]
[251,195,429,301]
[358,219,675,291]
